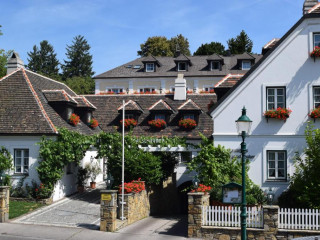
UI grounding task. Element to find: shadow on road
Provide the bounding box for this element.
[155,215,187,237]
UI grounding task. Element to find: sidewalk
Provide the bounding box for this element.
[12,183,103,229]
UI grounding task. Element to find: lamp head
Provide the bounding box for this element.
[235,106,252,135]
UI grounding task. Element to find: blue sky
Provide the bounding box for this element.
[1,0,305,76]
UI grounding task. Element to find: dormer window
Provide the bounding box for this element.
[125,113,135,119]
[183,114,195,120]
[67,107,73,119]
[242,60,251,70]
[146,63,155,72]
[211,61,221,70]
[314,33,320,48]
[155,114,165,120]
[178,62,187,71]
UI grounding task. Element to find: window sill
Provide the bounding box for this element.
[265,179,288,183]
[12,173,29,177]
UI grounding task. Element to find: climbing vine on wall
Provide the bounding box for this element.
[37,128,93,193]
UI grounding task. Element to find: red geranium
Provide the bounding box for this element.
[119,179,145,194]
[148,119,166,129]
[311,46,320,58]
[179,118,197,130]
[89,118,99,128]
[263,107,292,121]
[69,113,80,126]
[120,118,137,128]
[309,107,320,119]
[191,184,212,194]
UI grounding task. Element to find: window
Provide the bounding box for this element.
[314,33,320,48]
[67,107,73,119]
[107,88,123,94]
[267,151,286,180]
[211,61,220,70]
[242,60,251,70]
[146,63,155,72]
[139,88,155,93]
[178,62,187,71]
[313,86,320,108]
[183,114,194,120]
[14,149,29,174]
[125,113,135,119]
[204,87,214,92]
[180,152,192,163]
[266,87,285,110]
[155,114,165,120]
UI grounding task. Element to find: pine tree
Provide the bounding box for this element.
[227,30,253,54]
[193,42,226,56]
[27,40,60,78]
[62,35,94,79]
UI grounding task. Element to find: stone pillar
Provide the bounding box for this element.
[100,190,117,232]
[0,186,10,222]
[188,192,210,238]
[263,205,279,238]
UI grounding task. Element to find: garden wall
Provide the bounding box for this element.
[188,192,320,239]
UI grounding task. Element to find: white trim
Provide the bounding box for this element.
[241,60,251,70]
[308,23,320,53]
[210,61,221,71]
[145,63,155,72]
[261,83,288,114]
[193,79,198,93]
[307,82,320,110]
[178,62,187,71]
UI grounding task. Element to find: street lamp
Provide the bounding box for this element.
[235,107,252,240]
[192,175,199,189]
[106,173,114,190]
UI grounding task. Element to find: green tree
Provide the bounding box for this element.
[193,42,226,56]
[227,30,253,54]
[169,34,191,56]
[137,36,173,57]
[0,146,13,173]
[65,76,95,94]
[27,40,60,78]
[278,123,320,208]
[0,50,13,78]
[62,35,94,79]
[188,134,265,204]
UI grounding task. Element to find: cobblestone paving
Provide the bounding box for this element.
[12,184,104,229]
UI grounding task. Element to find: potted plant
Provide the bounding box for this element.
[69,113,80,126]
[309,107,320,121]
[89,118,99,128]
[77,166,89,193]
[311,46,320,61]
[148,119,166,129]
[120,118,137,129]
[179,118,197,130]
[85,162,101,189]
[264,107,292,121]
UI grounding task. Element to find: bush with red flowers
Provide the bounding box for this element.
[29,181,53,199]
[311,46,320,59]
[179,118,197,129]
[309,107,320,119]
[69,113,80,126]
[191,184,212,194]
[148,119,166,129]
[264,107,292,121]
[89,118,99,128]
[119,178,145,194]
[120,118,137,129]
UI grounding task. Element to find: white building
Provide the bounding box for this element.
[211,1,320,198]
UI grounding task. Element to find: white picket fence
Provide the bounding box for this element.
[279,208,320,230]
[202,206,263,228]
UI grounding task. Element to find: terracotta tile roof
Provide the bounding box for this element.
[43,90,78,105]
[177,99,201,111]
[214,74,244,88]
[85,94,216,139]
[73,96,97,109]
[0,68,101,135]
[149,99,173,112]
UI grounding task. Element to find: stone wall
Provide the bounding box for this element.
[100,190,117,232]
[118,190,150,225]
[0,186,10,222]
[188,193,320,239]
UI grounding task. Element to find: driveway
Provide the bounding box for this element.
[12,184,103,229]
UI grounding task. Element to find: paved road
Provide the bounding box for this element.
[12,185,102,229]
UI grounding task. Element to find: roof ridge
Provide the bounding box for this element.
[178,99,201,110]
[21,69,58,134]
[214,74,244,88]
[148,99,172,111]
[308,2,320,13]
[24,69,78,96]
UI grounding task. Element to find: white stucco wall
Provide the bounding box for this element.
[211,18,320,198]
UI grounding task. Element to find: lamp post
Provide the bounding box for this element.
[192,175,199,190]
[235,107,252,240]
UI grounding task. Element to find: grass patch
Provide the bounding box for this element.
[9,200,44,219]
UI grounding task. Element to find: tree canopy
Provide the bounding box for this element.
[138,34,191,57]
[62,35,94,79]
[65,76,95,95]
[27,40,60,78]
[193,42,226,56]
[227,30,253,54]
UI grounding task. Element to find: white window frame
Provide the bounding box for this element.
[146,63,155,72]
[211,61,220,70]
[241,60,251,70]
[14,149,29,174]
[266,87,286,110]
[262,83,287,113]
[203,85,214,92]
[266,150,287,180]
[107,88,124,94]
[313,86,320,108]
[314,33,320,48]
[178,62,187,71]
[138,86,157,93]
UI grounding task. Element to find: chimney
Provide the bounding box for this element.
[174,74,186,100]
[303,0,319,15]
[7,52,24,75]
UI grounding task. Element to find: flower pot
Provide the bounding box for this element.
[90,182,96,189]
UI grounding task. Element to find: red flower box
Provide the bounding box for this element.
[120,118,137,129]
[311,46,320,60]
[191,184,212,194]
[309,107,320,119]
[148,119,166,129]
[179,118,197,130]
[89,118,99,128]
[69,113,80,126]
[264,107,292,121]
